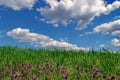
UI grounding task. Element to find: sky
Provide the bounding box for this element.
[0,0,120,51]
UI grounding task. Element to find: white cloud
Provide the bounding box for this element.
[80,34,84,37]
[100,44,105,48]
[112,30,120,36]
[0,0,36,11]
[7,28,89,50]
[38,0,120,30]
[104,1,120,14]
[93,19,120,47]
[80,32,92,37]
[114,16,120,20]
[93,19,120,35]
[111,38,120,47]
[59,37,68,42]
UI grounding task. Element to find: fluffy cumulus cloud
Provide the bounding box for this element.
[111,38,120,47]
[93,19,120,47]
[7,28,89,50]
[93,19,120,35]
[93,19,120,37]
[112,30,120,36]
[0,0,36,10]
[38,0,120,29]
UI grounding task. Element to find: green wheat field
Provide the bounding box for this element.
[0,46,120,80]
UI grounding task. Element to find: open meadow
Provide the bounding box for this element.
[0,46,120,80]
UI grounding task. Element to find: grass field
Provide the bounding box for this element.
[0,46,120,80]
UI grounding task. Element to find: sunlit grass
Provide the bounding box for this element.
[0,46,120,80]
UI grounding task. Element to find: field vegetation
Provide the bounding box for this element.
[0,46,120,80]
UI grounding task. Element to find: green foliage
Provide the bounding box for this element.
[0,46,120,80]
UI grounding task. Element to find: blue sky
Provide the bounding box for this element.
[0,0,120,51]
